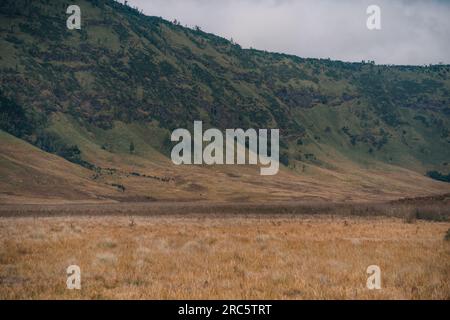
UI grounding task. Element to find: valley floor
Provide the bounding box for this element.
[0,208,449,299]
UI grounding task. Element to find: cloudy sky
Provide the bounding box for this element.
[127,0,450,65]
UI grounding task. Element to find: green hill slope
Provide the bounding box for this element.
[0,0,449,203]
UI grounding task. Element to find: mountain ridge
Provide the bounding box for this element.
[0,0,449,203]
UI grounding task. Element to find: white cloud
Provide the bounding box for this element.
[127,0,450,65]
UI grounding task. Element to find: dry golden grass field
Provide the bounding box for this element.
[0,202,449,300]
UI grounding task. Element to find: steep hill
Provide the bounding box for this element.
[0,0,449,203]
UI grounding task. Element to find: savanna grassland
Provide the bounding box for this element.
[0,202,449,300]
[1,0,450,301]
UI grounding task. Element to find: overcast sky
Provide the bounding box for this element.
[126,0,450,65]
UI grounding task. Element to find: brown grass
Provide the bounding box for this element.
[0,213,449,300]
[1,199,449,222]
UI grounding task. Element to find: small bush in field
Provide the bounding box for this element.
[445,229,450,241]
[404,210,417,224]
[415,208,449,222]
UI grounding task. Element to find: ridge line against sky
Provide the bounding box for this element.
[126,0,450,66]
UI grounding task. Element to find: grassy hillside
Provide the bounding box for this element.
[0,0,449,203]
